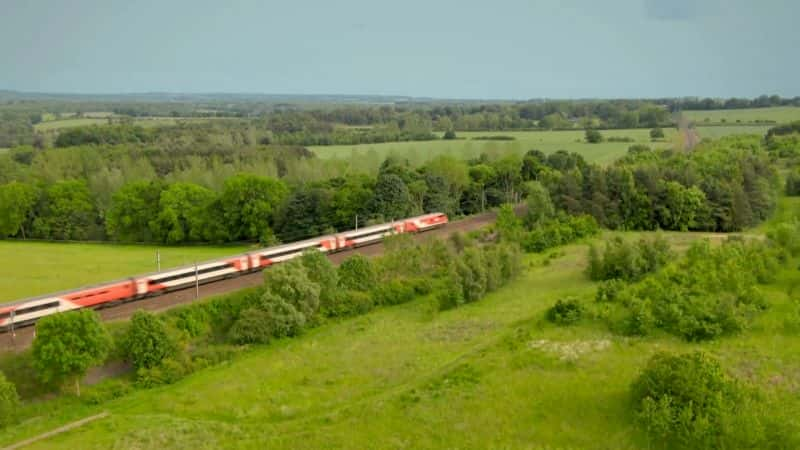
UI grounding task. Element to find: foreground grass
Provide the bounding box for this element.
[3,231,798,449]
[0,241,249,303]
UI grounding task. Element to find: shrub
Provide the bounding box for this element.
[632,352,742,448]
[121,310,179,371]
[546,297,583,325]
[228,292,306,344]
[228,308,275,345]
[786,172,800,196]
[595,278,625,303]
[649,127,665,139]
[587,235,671,282]
[337,254,377,292]
[328,290,375,317]
[263,259,321,322]
[437,266,465,311]
[82,378,132,405]
[372,279,416,306]
[300,249,342,314]
[0,371,20,428]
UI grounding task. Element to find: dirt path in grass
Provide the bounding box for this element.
[0,210,500,353]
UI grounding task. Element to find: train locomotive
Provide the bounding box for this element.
[0,212,448,331]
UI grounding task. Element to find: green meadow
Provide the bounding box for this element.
[2,226,798,448]
[684,106,800,125]
[0,242,249,303]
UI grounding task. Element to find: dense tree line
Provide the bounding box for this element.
[0,133,781,243]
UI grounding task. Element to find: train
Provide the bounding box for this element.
[0,212,448,332]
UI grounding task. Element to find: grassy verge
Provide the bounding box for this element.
[0,241,250,302]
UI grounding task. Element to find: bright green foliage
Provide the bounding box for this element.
[546,297,583,325]
[595,278,626,303]
[105,181,163,242]
[300,249,342,314]
[457,247,488,302]
[586,235,672,282]
[122,310,178,371]
[523,181,554,227]
[31,180,97,240]
[767,220,800,256]
[219,174,287,242]
[150,182,221,244]
[229,292,307,344]
[631,352,756,449]
[337,254,377,292]
[0,371,20,428]
[522,214,599,253]
[496,203,522,242]
[0,181,38,238]
[655,181,707,231]
[613,239,777,340]
[31,309,111,395]
[263,259,321,322]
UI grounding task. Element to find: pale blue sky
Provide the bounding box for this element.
[1,0,797,99]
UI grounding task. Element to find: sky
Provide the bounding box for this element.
[1,0,798,99]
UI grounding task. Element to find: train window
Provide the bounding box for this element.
[149,263,231,284]
[16,301,60,315]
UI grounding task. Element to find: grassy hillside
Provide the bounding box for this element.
[3,230,798,449]
[0,242,249,303]
[684,106,800,125]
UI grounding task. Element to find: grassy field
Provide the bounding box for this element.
[33,116,217,132]
[311,126,761,166]
[0,242,250,303]
[2,229,797,448]
[684,106,800,125]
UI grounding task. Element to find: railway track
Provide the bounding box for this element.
[0,210,498,352]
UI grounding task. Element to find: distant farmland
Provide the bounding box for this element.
[683,106,800,125]
[311,126,765,166]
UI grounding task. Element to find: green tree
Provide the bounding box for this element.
[32,180,97,240]
[468,164,496,212]
[122,310,178,371]
[338,254,377,292]
[585,129,603,143]
[523,181,554,227]
[150,182,220,244]
[649,127,665,139]
[219,174,288,242]
[0,371,20,428]
[656,182,707,231]
[443,129,456,140]
[372,173,412,220]
[300,249,342,314]
[105,181,163,242]
[0,181,38,239]
[31,310,111,396]
[496,203,522,242]
[263,259,321,322]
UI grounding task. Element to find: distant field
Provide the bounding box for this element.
[312,126,760,166]
[695,125,771,139]
[0,241,250,303]
[684,106,800,125]
[33,116,218,132]
[312,129,675,165]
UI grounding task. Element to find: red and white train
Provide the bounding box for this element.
[0,212,448,331]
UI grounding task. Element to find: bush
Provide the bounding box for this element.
[585,129,603,143]
[121,310,179,371]
[300,249,342,314]
[587,235,671,282]
[228,291,307,344]
[595,278,625,303]
[328,290,375,317]
[337,254,377,292]
[546,297,583,325]
[228,308,275,345]
[372,279,416,306]
[649,127,665,139]
[82,378,132,406]
[522,215,599,253]
[437,266,465,311]
[0,371,20,428]
[135,355,191,388]
[632,352,745,449]
[263,259,321,322]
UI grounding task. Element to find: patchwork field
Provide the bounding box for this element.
[2,228,798,449]
[33,116,217,132]
[0,242,250,303]
[684,106,800,125]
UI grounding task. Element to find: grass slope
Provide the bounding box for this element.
[0,242,249,303]
[4,231,798,449]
